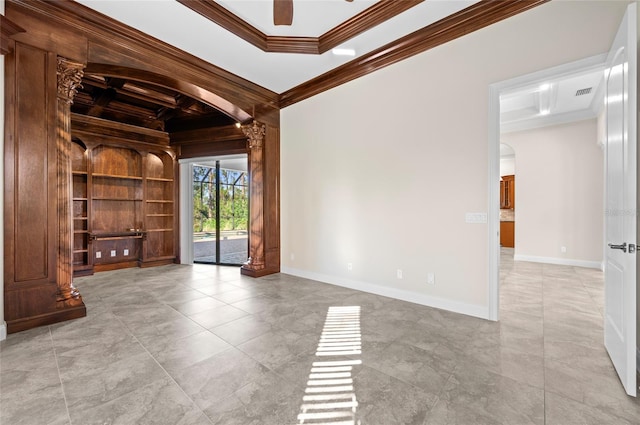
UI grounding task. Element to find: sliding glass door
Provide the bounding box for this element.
[192,157,248,265]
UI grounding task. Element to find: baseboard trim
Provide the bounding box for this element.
[0,322,6,341]
[513,254,601,269]
[6,305,86,334]
[281,267,489,320]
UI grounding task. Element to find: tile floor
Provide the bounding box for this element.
[1,249,639,424]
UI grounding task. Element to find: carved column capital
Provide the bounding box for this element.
[242,120,266,149]
[56,57,85,104]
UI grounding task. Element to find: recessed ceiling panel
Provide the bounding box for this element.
[217,0,378,37]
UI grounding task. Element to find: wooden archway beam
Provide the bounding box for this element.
[84,63,252,123]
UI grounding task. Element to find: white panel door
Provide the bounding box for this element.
[604,2,637,397]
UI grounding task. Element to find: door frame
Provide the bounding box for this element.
[487,53,607,321]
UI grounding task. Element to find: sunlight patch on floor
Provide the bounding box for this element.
[296,306,362,425]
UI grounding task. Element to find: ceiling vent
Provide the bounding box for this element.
[575,87,592,96]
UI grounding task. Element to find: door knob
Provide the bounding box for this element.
[608,242,627,253]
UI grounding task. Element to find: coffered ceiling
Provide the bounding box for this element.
[75,0,480,93]
[500,65,605,133]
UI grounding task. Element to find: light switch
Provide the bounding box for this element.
[465,212,487,223]
[95,251,101,259]
[110,250,116,257]
[124,249,129,256]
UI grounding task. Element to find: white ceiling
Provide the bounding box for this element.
[500,65,605,133]
[76,0,479,93]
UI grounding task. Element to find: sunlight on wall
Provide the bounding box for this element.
[296,306,362,425]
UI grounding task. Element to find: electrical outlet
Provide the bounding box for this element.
[396,269,403,279]
[124,249,129,256]
[110,250,116,257]
[95,251,101,259]
[427,273,435,285]
[561,246,567,253]
[347,262,353,271]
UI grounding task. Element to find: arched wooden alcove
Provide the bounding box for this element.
[2,0,281,333]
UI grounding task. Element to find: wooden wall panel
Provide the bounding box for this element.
[14,44,52,281]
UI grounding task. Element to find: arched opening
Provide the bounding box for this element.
[67,63,263,276]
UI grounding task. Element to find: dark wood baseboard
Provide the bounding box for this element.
[139,258,176,268]
[240,266,279,278]
[94,261,139,272]
[7,304,87,334]
[73,268,94,277]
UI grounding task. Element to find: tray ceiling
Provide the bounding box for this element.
[75,0,480,93]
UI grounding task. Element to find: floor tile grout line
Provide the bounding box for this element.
[111,312,217,425]
[49,326,74,425]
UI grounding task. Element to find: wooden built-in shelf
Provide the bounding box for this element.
[90,231,146,241]
[70,144,176,274]
[92,173,143,180]
[92,197,143,201]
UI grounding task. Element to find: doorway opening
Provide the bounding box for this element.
[192,156,249,266]
[488,53,608,320]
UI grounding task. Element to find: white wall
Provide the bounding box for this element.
[501,120,603,268]
[280,0,628,319]
[500,157,516,176]
[1,0,7,341]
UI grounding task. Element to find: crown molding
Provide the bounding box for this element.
[176,0,423,55]
[280,0,549,108]
[0,14,25,54]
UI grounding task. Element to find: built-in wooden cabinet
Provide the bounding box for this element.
[500,221,515,248]
[71,142,176,275]
[500,175,515,209]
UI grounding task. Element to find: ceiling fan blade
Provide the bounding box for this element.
[274,0,293,26]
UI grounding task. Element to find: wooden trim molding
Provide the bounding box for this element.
[176,0,423,55]
[280,0,549,107]
[0,14,25,54]
[170,124,245,145]
[71,113,170,146]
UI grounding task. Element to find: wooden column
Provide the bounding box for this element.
[55,56,84,307]
[241,120,266,276]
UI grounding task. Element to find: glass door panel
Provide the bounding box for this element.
[192,158,248,265]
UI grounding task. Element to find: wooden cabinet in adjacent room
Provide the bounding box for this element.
[500,175,515,209]
[70,140,177,275]
[500,221,515,248]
